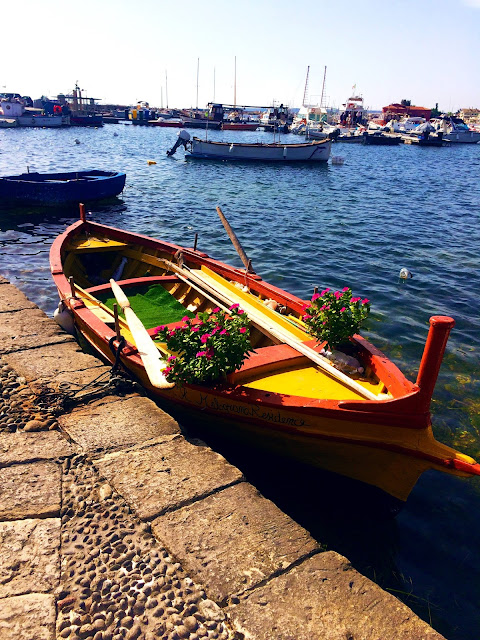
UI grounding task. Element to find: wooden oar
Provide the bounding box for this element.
[109,279,174,389]
[216,206,254,273]
[160,260,377,401]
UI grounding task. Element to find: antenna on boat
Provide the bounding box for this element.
[165,70,169,109]
[302,65,310,108]
[196,57,200,111]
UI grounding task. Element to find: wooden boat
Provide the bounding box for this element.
[0,170,126,206]
[186,137,331,162]
[50,210,480,507]
[221,122,259,131]
[362,132,402,146]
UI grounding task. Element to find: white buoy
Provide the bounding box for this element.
[399,268,413,279]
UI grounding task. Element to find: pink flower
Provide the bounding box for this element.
[169,330,176,337]
[351,297,361,303]
[303,314,312,320]
[321,288,330,296]
[200,333,210,344]
[320,305,327,311]
[334,291,342,299]
[167,355,176,362]
[196,350,206,358]
[342,287,349,292]
[311,293,320,301]
[182,316,190,322]
[229,303,239,310]
[191,326,200,332]
[362,298,370,305]
[238,309,245,315]
[239,327,247,334]
[162,366,173,374]
[212,307,220,313]
[340,307,346,313]
[220,329,229,335]
[322,320,327,325]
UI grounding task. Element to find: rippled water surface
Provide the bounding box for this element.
[1,125,479,639]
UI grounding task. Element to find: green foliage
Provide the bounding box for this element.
[153,305,252,384]
[431,103,441,118]
[401,99,411,106]
[302,288,371,350]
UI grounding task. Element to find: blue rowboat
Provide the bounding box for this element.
[0,170,126,206]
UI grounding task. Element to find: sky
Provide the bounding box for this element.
[2,0,479,112]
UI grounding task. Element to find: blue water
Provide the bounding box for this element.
[0,125,479,639]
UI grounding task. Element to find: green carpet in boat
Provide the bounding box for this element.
[97,284,194,329]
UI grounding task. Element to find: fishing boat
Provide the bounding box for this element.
[402,123,447,147]
[50,208,480,507]
[221,121,259,131]
[0,170,126,206]
[362,132,402,146]
[167,130,331,162]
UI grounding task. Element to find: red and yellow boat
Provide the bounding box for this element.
[50,210,480,505]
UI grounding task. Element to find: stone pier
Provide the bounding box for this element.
[0,276,445,640]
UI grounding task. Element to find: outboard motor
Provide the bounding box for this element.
[167,129,191,156]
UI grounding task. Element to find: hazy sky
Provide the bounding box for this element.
[2,0,479,112]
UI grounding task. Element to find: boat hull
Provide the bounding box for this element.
[49,220,480,503]
[189,139,331,162]
[221,123,259,131]
[443,130,480,143]
[0,170,126,205]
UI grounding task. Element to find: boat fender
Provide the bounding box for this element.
[53,300,76,335]
[148,160,157,165]
[399,268,413,279]
[264,299,278,310]
[321,349,364,374]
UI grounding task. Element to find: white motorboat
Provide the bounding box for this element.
[167,130,331,162]
[431,116,480,143]
[0,99,62,127]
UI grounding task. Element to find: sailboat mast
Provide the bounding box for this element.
[320,65,327,109]
[234,56,237,109]
[196,58,199,111]
[165,70,168,109]
[302,65,310,108]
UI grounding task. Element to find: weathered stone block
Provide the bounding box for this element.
[0,593,56,640]
[0,518,60,598]
[0,461,61,520]
[93,436,243,520]
[0,308,74,355]
[58,394,180,453]
[0,431,77,467]
[0,284,37,313]
[2,341,109,388]
[152,482,319,602]
[228,551,446,640]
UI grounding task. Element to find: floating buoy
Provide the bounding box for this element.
[113,132,118,137]
[147,160,156,165]
[74,139,81,144]
[399,268,413,279]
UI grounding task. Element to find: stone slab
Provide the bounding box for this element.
[0,431,77,467]
[94,436,243,520]
[58,394,180,453]
[228,551,446,640]
[0,461,61,520]
[0,308,74,355]
[152,482,319,603]
[2,341,109,389]
[0,518,60,598]
[0,593,56,640]
[0,284,37,313]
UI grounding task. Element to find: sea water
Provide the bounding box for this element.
[0,125,479,639]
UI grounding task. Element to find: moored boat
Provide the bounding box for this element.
[50,212,480,506]
[0,170,126,206]
[167,131,331,162]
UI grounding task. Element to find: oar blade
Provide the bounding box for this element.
[109,280,174,389]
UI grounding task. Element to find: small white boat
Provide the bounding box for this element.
[187,137,331,162]
[431,116,480,143]
[0,99,62,127]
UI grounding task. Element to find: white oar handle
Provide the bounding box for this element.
[110,279,130,310]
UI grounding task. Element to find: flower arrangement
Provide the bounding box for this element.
[302,287,370,351]
[153,305,252,384]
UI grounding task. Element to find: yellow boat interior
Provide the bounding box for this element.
[62,231,393,403]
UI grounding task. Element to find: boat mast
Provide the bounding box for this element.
[165,70,168,109]
[196,58,199,112]
[302,66,310,108]
[213,67,216,102]
[320,65,327,109]
[234,56,237,109]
